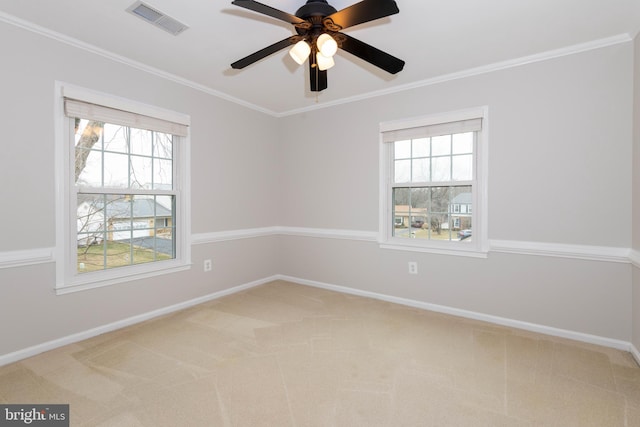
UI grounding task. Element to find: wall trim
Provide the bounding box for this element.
[629,249,640,268]
[280,34,633,116]
[489,239,631,263]
[192,227,280,245]
[0,275,276,367]
[0,248,54,270]
[0,10,632,117]
[0,10,275,117]
[277,274,635,353]
[1,232,634,269]
[1,273,637,366]
[274,226,378,242]
[631,343,640,367]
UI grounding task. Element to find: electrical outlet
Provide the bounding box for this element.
[204,259,212,272]
[408,261,418,275]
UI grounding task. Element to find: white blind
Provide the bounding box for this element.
[64,98,189,137]
[382,118,482,143]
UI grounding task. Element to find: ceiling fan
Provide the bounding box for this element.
[230,0,405,92]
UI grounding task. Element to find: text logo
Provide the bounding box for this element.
[0,405,69,426]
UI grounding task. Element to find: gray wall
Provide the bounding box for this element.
[278,42,634,341]
[0,21,280,356]
[0,18,637,358]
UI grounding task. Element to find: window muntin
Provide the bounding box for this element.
[380,108,487,255]
[391,131,474,242]
[73,120,177,274]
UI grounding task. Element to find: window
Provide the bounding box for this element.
[379,107,488,256]
[55,83,191,293]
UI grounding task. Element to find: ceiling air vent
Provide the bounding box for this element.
[127,1,189,36]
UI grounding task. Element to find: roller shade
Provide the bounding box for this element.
[64,98,189,137]
[382,118,482,143]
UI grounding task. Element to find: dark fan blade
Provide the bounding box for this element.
[309,61,328,92]
[325,0,399,31]
[231,37,297,69]
[231,0,306,25]
[339,33,404,74]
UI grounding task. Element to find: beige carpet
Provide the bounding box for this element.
[0,280,639,426]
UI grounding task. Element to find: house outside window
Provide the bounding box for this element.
[379,107,488,257]
[55,83,191,293]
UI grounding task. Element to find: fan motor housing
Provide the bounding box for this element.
[295,0,337,19]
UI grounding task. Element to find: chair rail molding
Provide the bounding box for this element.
[489,239,630,263]
[0,248,55,270]
[1,234,633,269]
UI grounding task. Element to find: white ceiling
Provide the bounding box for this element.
[1,0,639,115]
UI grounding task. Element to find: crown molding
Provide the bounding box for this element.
[0,10,277,117]
[278,34,633,117]
[0,10,632,118]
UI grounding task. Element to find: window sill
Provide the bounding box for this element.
[379,240,488,258]
[55,260,191,295]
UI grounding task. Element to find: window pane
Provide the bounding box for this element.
[410,187,428,238]
[103,152,129,188]
[392,188,410,237]
[75,148,102,186]
[104,241,133,270]
[452,132,473,154]
[154,133,173,159]
[130,155,153,189]
[451,186,473,240]
[431,157,451,181]
[131,235,174,265]
[74,120,102,149]
[412,158,429,182]
[430,187,450,214]
[77,194,107,235]
[394,140,411,159]
[77,242,106,272]
[452,154,473,181]
[153,159,173,190]
[431,135,451,156]
[429,187,452,240]
[130,128,153,156]
[412,138,429,157]
[394,159,411,183]
[102,124,128,154]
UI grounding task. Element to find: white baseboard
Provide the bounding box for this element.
[1,273,637,367]
[0,276,275,367]
[631,343,640,366]
[276,274,635,353]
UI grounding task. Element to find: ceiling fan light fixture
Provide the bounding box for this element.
[317,33,338,57]
[316,52,335,71]
[289,40,311,65]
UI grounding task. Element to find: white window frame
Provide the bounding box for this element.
[378,107,488,257]
[54,82,191,294]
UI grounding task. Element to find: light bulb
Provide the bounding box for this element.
[316,52,335,71]
[317,33,338,57]
[289,40,311,65]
